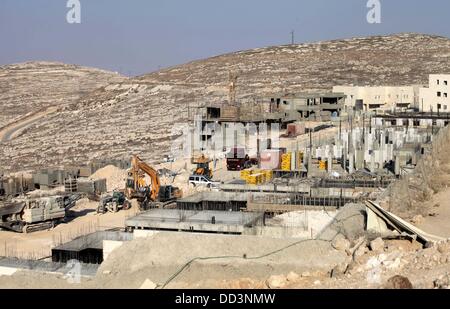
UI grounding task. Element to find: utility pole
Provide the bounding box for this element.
[290,30,295,45]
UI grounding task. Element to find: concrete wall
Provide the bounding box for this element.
[244,226,312,239]
[102,240,124,261]
[0,266,18,276]
[419,74,450,112]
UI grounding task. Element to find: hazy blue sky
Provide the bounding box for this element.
[1,0,449,76]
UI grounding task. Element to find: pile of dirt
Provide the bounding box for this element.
[385,126,450,219]
[71,198,97,212]
[317,203,367,242]
[96,232,346,288]
[89,165,128,192]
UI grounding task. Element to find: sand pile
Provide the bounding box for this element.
[89,165,128,192]
[96,232,345,288]
[71,197,97,211]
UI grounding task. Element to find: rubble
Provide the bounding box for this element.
[286,272,300,282]
[411,215,424,225]
[385,275,413,289]
[332,234,351,252]
[369,238,385,253]
[433,273,450,289]
[140,279,157,289]
[331,262,349,278]
[266,275,288,289]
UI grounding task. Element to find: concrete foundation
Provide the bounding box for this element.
[125,209,264,235]
[51,231,133,264]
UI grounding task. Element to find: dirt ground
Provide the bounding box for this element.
[2,235,450,290]
[0,199,139,260]
[417,187,450,238]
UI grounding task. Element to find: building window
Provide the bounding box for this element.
[445,93,448,98]
[437,80,440,85]
[445,81,448,86]
[445,105,448,111]
[438,92,442,97]
[438,104,442,110]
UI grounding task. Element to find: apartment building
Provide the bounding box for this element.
[419,74,450,112]
[333,85,418,111]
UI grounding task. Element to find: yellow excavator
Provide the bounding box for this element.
[125,155,182,209]
[191,154,213,180]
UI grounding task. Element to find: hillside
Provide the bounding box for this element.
[1,33,450,172]
[0,62,126,128]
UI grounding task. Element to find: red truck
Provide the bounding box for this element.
[226,148,258,171]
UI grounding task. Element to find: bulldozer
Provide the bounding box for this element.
[125,155,182,209]
[191,154,213,180]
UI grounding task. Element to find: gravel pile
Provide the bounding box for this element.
[89,165,128,192]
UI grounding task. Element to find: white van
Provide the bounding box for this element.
[188,176,220,188]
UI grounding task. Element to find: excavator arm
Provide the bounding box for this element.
[130,155,161,201]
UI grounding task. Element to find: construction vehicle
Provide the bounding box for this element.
[0,194,80,233]
[226,148,258,171]
[126,155,182,209]
[188,175,220,189]
[97,191,131,214]
[191,154,213,180]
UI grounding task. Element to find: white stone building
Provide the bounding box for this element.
[333,85,418,111]
[419,74,450,112]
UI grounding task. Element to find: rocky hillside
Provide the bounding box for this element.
[0,62,126,128]
[1,33,450,172]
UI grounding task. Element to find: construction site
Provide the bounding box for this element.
[1,27,450,290]
[2,79,450,289]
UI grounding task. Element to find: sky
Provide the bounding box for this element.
[0,0,449,76]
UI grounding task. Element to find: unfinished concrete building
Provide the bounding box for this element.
[125,209,264,235]
[269,92,346,121]
[195,92,345,152]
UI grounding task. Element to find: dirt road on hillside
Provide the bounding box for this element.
[0,107,58,142]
